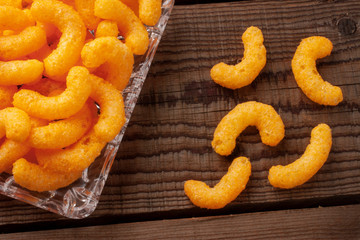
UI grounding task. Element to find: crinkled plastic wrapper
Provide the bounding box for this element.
[0,0,174,219]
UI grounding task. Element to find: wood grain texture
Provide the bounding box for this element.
[0,0,359,229]
[3,205,360,239]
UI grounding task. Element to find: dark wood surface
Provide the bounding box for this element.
[1,0,360,237]
[3,205,360,239]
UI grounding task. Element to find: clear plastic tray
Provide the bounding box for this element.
[0,0,174,219]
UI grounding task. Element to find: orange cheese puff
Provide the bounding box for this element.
[22,0,34,8]
[120,0,139,16]
[81,37,134,90]
[94,0,149,55]
[0,0,22,8]
[59,0,76,7]
[28,102,93,149]
[139,0,162,26]
[21,78,66,96]
[212,101,285,156]
[22,149,38,164]
[0,60,43,85]
[30,0,86,78]
[268,124,332,189]
[27,43,52,62]
[0,26,47,60]
[36,21,60,43]
[0,86,17,110]
[74,0,100,30]
[95,20,119,38]
[291,36,343,106]
[184,157,251,209]
[2,30,15,36]
[13,158,82,192]
[0,141,31,173]
[36,130,107,174]
[89,74,126,142]
[0,6,34,32]
[13,66,92,120]
[0,107,31,142]
[211,26,266,90]
[0,117,47,173]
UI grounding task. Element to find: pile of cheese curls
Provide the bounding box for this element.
[185,26,340,209]
[0,0,161,192]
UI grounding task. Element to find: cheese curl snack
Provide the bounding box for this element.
[268,124,332,189]
[94,0,149,55]
[0,0,22,8]
[30,0,86,78]
[13,158,82,192]
[291,36,343,106]
[0,86,17,110]
[0,60,44,85]
[0,26,47,60]
[210,26,266,90]
[0,6,34,32]
[74,0,100,30]
[184,157,251,209]
[36,74,125,173]
[13,66,92,120]
[0,107,31,142]
[0,117,47,173]
[0,141,31,173]
[119,0,139,16]
[81,37,134,90]
[212,101,285,156]
[21,78,65,96]
[28,102,93,149]
[35,131,107,174]
[89,74,126,142]
[139,0,162,26]
[95,20,119,38]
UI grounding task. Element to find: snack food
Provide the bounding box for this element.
[13,158,82,192]
[0,86,17,110]
[268,124,332,189]
[0,60,43,85]
[120,0,139,16]
[212,101,285,156]
[291,36,343,106]
[0,107,31,142]
[88,74,126,142]
[210,26,266,89]
[0,0,22,8]
[0,26,46,60]
[74,0,100,30]
[0,6,34,32]
[95,20,119,38]
[0,117,47,173]
[13,66,92,120]
[35,131,107,174]
[184,157,251,209]
[139,0,162,26]
[81,37,134,90]
[94,0,149,55]
[28,103,93,149]
[0,141,31,173]
[30,0,86,78]
[0,0,173,217]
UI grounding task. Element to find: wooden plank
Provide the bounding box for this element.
[3,205,360,239]
[175,0,237,5]
[0,0,359,227]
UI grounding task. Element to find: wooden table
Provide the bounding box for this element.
[2,0,360,239]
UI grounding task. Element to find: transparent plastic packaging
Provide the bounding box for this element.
[0,0,174,219]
